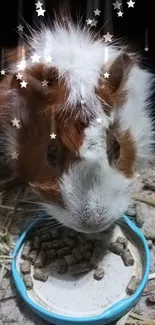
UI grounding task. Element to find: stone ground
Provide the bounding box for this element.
[1,165,155,324]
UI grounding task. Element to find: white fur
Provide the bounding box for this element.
[6,23,155,232]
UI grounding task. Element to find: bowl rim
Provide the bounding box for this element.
[12,215,150,324]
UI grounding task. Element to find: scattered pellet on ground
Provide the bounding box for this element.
[116,236,128,249]
[33,268,49,282]
[35,251,47,268]
[90,246,104,267]
[147,291,155,304]
[21,241,32,260]
[69,261,91,275]
[121,249,135,266]
[28,250,38,264]
[126,276,140,295]
[33,236,41,250]
[94,267,105,281]
[23,274,34,290]
[109,242,124,255]
[20,261,31,274]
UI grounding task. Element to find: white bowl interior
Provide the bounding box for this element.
[16,224,144,318]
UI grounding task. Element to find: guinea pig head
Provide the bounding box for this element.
[0,28,152,233]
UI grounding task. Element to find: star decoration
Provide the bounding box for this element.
[42,80,48,87]
[104,32,113,42]
[31,53,41,63]
[17,24,24,32]
[45,55,52,63]
[20,80,28,88]
[17,59,26,71]
[35,1,43,9]
[16,72,23,80]
[117,10,123,17]
[0,69,6,75]
[50,133,56,139]
[11,152,19,160]
[127,0,135,8]
[86,18,93,26]
[36,7,46,16]
[104,72,110,78]
[91,19,98,27]
[112,1,122,10]
[96,118,102,123]
[94,9,101,16]
[81,99,86,105]
[11,118,21,129]
[144,47,149,52]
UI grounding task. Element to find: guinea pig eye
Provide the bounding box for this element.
[47,142,59,165]
[107,134,120,163]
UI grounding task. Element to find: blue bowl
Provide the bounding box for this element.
[12,215,150,325]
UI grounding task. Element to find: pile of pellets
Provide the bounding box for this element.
[20,226,140,295]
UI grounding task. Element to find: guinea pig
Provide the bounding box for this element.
[0,19,154,233]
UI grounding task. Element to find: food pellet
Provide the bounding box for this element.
[90,247,103,267]
[72,248,83,262]
[69,262,91,275]
[42,242,53,250]
[77,234,87,244]
[64,254,77,266]
[40,233,51,242]
[67,229,77,238]
[55,259,68,274]
[116,236,128,249]
[28,250,38,264]
[109,242,124,255]
[63,237,75,248]
[121,249,135,266]
[147,292,155,304]
[33,236,41,250]
[126,276,140,295]
[21,241,32,260]
[33,268,49,282]
[51,239,64,249]
[94,267,105,281]
[57,247,71,257]
[35,251,47,268]
[23,274,33,290]
[46,249,57,259]
[20,261,31,274]
[50,229,61,239]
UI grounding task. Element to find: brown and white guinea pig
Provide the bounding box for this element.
[0,19,154,233]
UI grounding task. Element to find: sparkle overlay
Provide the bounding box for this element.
[50,133,57,139]
[104,72,110,78]
[103,32,113,42]
[0,70,6,76]
[11,118,21,129]
[20,80,28,88]
[11,152,19,160]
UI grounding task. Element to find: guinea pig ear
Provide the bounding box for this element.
[107,53,134,92]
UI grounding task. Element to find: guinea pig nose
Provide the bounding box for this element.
[80,218,101,232]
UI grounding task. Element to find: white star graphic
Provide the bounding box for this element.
[112,1,122,10]
[91,19,98,27]
[117,10,123,17]
[11,152,19,160]
[17,59,26,71]
[104,72,110,78]
[96,118,102,123]
[16,72,23,80]
[50,133,56,139]
[20,80,28,88]
[11,118,21,129]
[36,7,46,16]
[86,18,93,26]
[17,24,24,32]
[104,32,113,42]
[31,53,41,63]
[144,47,149,52]
[42,80,48,87]
[127,0,135,8]
[35,1,43,9]
[45,56,52,63]
[0,69,6,75]
[94,9,101,16]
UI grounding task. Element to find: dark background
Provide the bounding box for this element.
[0,0,155,70]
